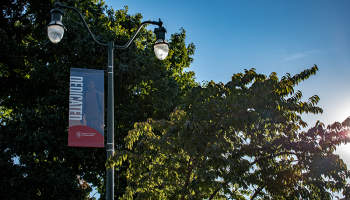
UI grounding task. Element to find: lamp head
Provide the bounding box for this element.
[46,8,66,43]
[154,26,169,60]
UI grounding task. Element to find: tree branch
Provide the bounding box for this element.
[250,183,268,200]
[180,161,194,200]
[209,180,230,200]
[251,151,300,165]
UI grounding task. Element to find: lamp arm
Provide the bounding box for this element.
[54,2,163,49]
[54,2,107,46]
[114,20,162,49]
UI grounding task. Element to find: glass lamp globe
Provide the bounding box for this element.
[154,39,169,60]
[47,21,65,43]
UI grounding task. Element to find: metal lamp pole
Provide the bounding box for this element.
[46,2,169,199]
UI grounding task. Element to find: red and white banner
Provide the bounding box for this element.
[68,68,104,147]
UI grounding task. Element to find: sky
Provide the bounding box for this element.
[96,0,350,198]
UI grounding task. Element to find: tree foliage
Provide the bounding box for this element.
[0,0,197,199]
[109,65,350,200]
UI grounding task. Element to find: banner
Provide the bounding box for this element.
[68,68,104,147]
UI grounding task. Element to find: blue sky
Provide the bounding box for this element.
[95,0,350,198]
[105,0,350,158]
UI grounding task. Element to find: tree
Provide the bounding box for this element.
[109,65,350,199]
[0,0,197,198]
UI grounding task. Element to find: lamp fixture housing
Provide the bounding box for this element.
[154,27,169,60]
[46,8,66,43]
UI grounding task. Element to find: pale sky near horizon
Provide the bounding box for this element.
[93,0,350,198]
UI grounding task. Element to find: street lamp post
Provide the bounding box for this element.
[46,2,169,199]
